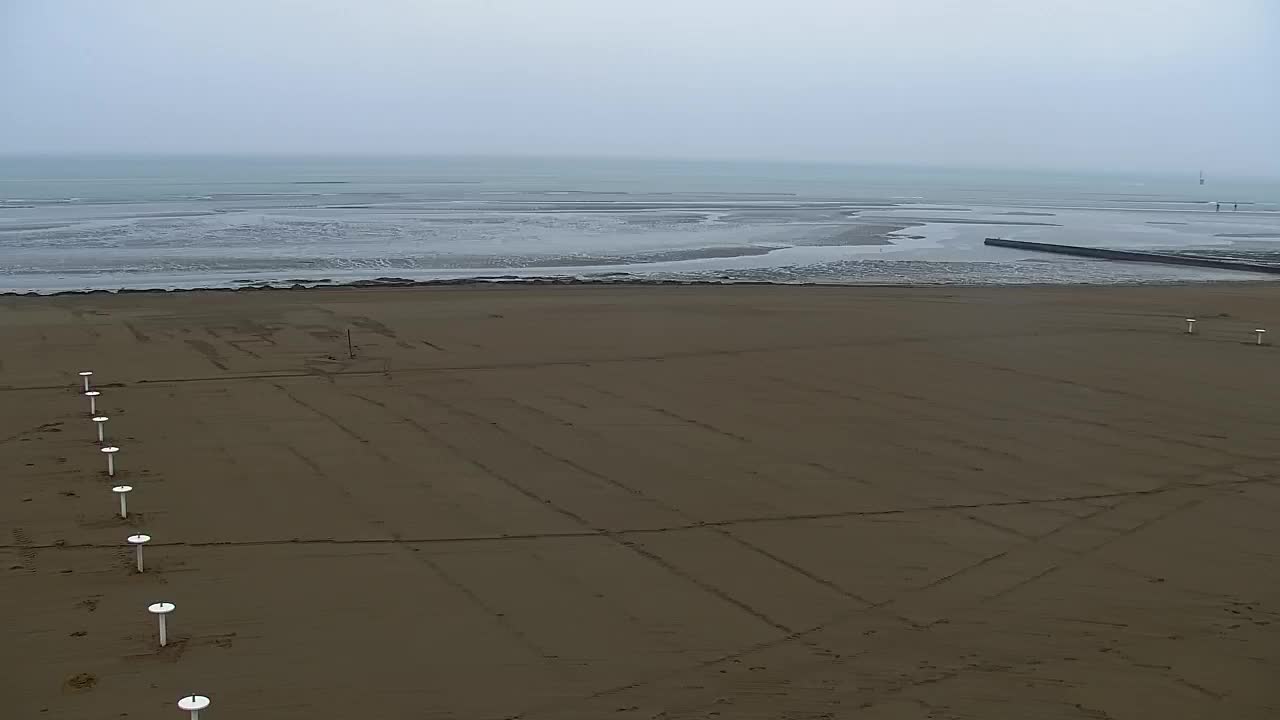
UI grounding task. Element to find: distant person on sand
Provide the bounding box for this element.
[1234,203,1238,211]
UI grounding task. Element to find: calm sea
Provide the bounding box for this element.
[2,155,1278,293]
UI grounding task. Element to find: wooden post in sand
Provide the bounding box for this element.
[101,446,119,476]
[348,328,355,359]
[127,533,150,572]
[148,602,175,647]
[112,485,132,518]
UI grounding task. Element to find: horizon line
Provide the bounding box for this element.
[0,151,1274,182]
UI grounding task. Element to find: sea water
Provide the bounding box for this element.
[1,155,1278,293]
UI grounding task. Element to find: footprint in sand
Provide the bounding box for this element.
[66,673,97,690]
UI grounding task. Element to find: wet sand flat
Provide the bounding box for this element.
[2,283,1280,718]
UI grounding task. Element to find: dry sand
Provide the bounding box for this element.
[3,282,1280,719]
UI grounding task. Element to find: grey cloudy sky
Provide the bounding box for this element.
[2,0,1277,174]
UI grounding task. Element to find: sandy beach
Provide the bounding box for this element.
[3,282,1280,719]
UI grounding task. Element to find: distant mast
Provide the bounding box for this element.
[1199,170,1206,186]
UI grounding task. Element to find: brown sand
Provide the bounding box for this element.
[3,283,1279,719]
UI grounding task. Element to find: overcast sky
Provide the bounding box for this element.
[2,0,1277,174]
